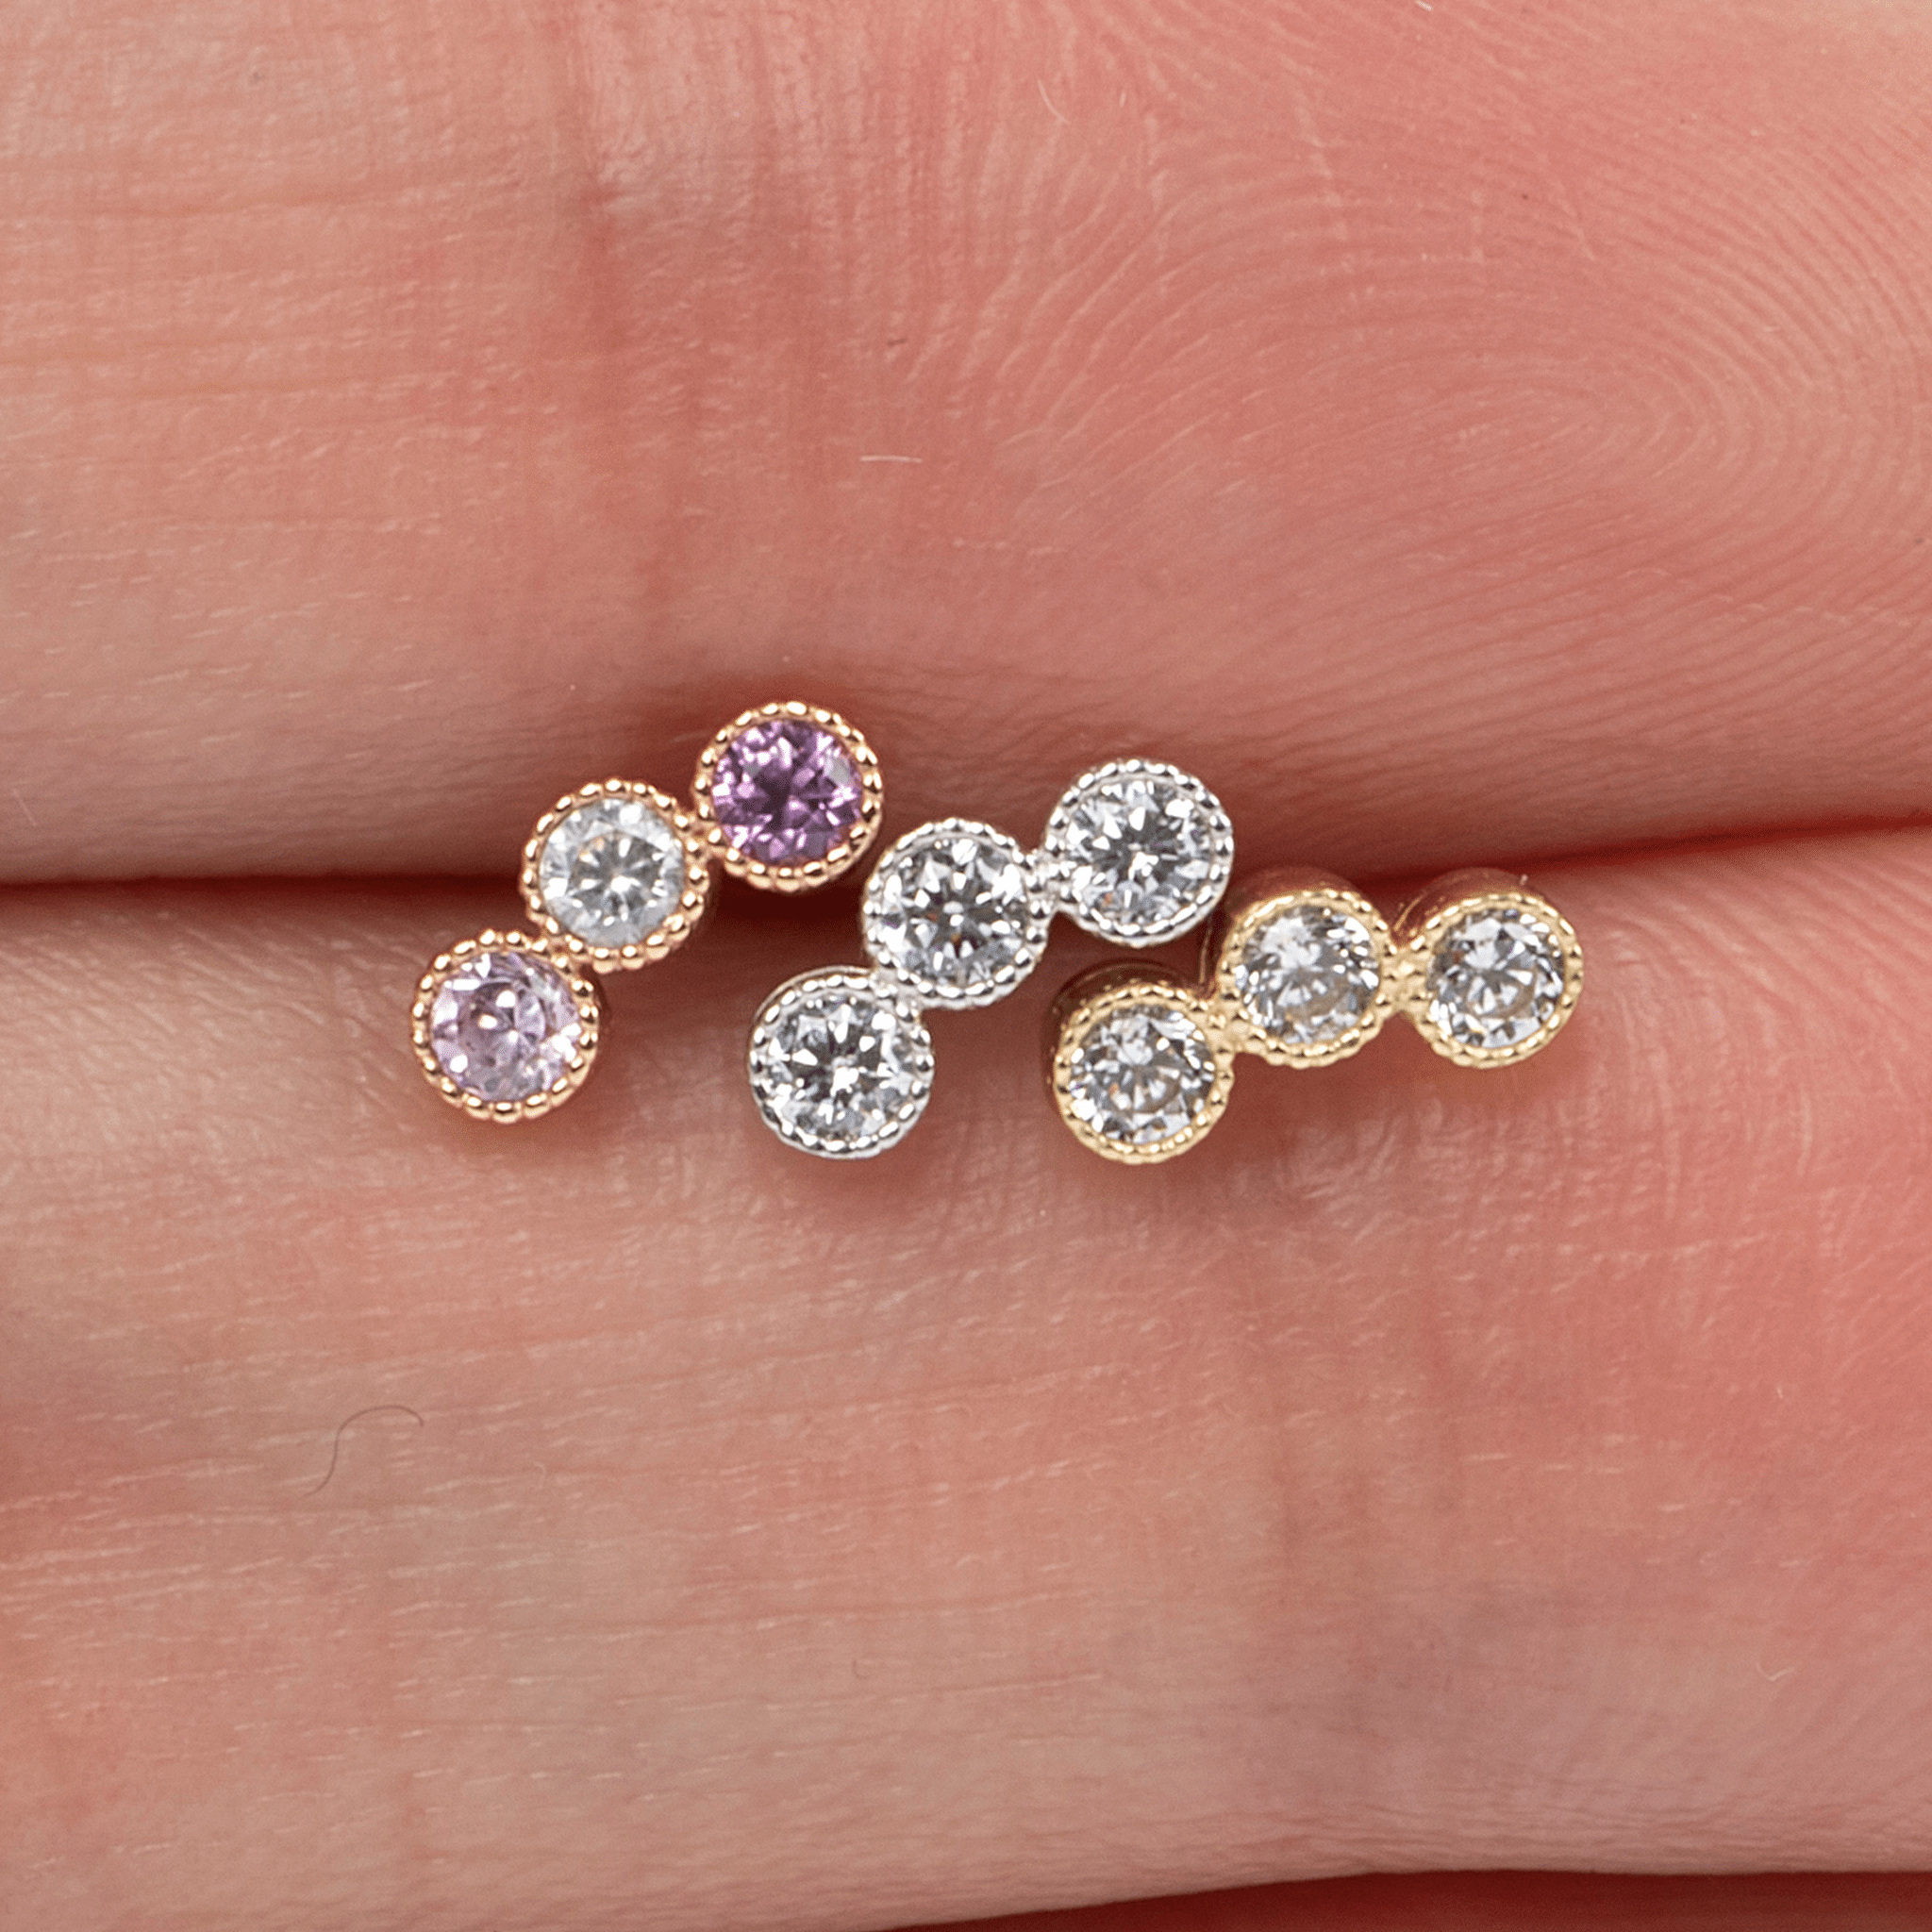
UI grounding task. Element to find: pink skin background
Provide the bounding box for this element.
[2,3,1930,1930]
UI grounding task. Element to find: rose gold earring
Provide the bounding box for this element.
[411,702,882,1123]
[1047,867,1583,1162]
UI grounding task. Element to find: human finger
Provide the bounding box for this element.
[920,1870,1932,1932]
[4,827,1930,1927]
[1,0,1928,880]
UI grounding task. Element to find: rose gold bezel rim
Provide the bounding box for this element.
[1395,883,1585,1069]
[517,780,713,973]
[1049,970,1238,1166]
[410,929,603,1124]
[1208,882,1397,1068]
[690,699,885,893]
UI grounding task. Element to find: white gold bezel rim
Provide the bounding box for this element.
[1040,757,1236,947]
[858,817,1056,1011]
[747,968,937,1160]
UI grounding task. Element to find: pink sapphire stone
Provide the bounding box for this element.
[711,719,863,864]
[428,950,584,1102]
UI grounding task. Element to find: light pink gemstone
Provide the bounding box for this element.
[429,950,583,1102]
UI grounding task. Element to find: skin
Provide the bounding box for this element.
[1,3,1928,1929]
[966,1872,1932,1930]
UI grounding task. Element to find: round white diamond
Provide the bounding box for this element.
[1041,760,1234,944]
[1232,903,1381,1046]
[538,796,688,947]
[1065,1001,1222,1148]
[861,821,1051,1008]
[429,949,587,1103]
[748,972,935,1158]
[1426,908,1567,1051]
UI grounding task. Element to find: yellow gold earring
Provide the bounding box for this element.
[1048,867,1583,1163]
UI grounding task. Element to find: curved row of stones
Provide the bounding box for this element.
[409,719,1583,1153]
[412,702,882,1122]
[1050,867,1583,1165]
[745,760,1237,1158]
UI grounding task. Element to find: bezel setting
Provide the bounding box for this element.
[519,779,712,971]
[1040,758,1237,946]
[749,757,1237,1158]
[1049,966,1236,1165]
[860,818,1057,1010]
[1208,873,1396,1068]
[414,697,886,1123]
[1394,871,1583,1067]
[746,969,936,1159]
[411,930,602,1124]
[1044,863,1584,1162]
[691,700,884,892]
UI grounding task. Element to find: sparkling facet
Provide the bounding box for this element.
[1232,904,1381,1046]
[711,719,863,865]
[429,951,585,1102]
[748,973,934,1158]
[537,795,687,946]
[1426,908,1566,1050]
[1044,763,1233,942]
[1065,1002,1221,1147]
[862,823,1048,1007]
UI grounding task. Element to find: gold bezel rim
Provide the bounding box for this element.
[410,929,603,1124]
[690,700,885,893]
[1050,972,1238,1165]
[1208,882,1397,1068]
[1396,885,1585,1068]
[517,779,713,973]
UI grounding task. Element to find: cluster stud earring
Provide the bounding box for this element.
[745,759,1235,1158]
[1048,866,1582,1162]
[412,702,882,1122]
